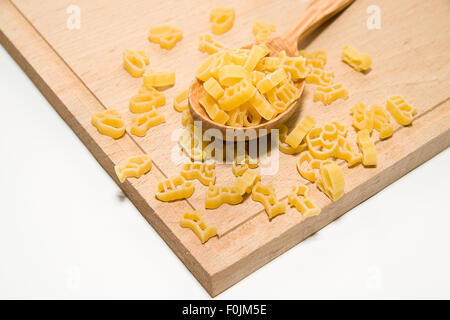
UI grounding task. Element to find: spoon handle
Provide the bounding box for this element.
[283,0,355,50]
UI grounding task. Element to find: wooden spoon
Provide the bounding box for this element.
[189,0,355,138]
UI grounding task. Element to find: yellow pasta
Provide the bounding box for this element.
[285,115,316,148]
[210,8,235,35]
[91,109,125,139]
[208,51,233,79]
[371,105,393,139]
[386,95,417,126]
[243,43,270,72]
[351,102,374,133]
[226,104,247,127]
[278,124,307,155]
[129,88,165,113]
[234,170,261,195]
[341,45,372,72]
[229,48,250,66]
[249,71,266,86]
[296,151,333,182]
[305,68,334,86]
[334,136,362,167]
[199,94,230,125]
[306,122,346,160]
[313,83,348,106]
[298,49,327,69]
[180,211,217,244]
[283,55,309,81]
[357,129,377,166]
[218,78,257,111]
[199,33,225,54]
[148,25,182,50]
[205,185,243,209]
[180,162,216,186]
[130,110,165,137]
[267,81,300,113]
[251,183,286,220]
[232,153,259,176]
[123,49,149,77]
[143,69,175,88]
[288,185,321,219]
[155,175,194,202]
[196,54,218,81]
[114,155,152,183]
[249,91,277,120]
[218,65,248,87]
[252,21,276,43]
[317,162,345,201]
[181,110,193,127]
[256,68,288,94]
[243,103,262,127]
[203,78,224,100]
[173,89,189,112]
[178,124,205,161]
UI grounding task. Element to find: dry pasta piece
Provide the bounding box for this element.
[199,33,225,54]
[232,152,259,176]
[357,129,377,166]
[351,102,374,133]
[306,122,346,160]
[123,50,149,77]
[341,45,372,72]
[173,89,189,112]
[181,109,193,127]
[91,109,125,139]
[283,55,309,80]
[210,8,235,35]
[252,21,276,43]
[265,81,299,113]
[371,105,393,139]
[199,94,230,125]
[250,71,266,86]
[178,124,205,161]
[205,185,243,209]
[251,182,286,220]
[226,104,247,127]
[229,48,250,66]
[203,78,224,100]
[313,83,348,106]
[180,211,217,244]
[298,49,326,69]
[288,185,321,219]
[148,25,182,50]
[243,44,270,72]
[130,110,165,137]
[278,124,307,155]
[317,162,345,201]
[143,69,175,88]
[305,68,334,86]
[285,115,316,148]
[129,88,165,113]
[180,162,216,186]
[218,65,248,87]
[386,95,417,126]
[243,103,262,127]
[196,54,217,81]
[114,155,152,183]
[256,68,288,94]
[234,170,261,195]
[262,55,285,72]
[208,51,233,79]
[218,78,257,111]
[249,91,277,120]
[156,175,194,202]
[335,136,362,167]
[296,151,333,182]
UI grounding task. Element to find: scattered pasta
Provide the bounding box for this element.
[210,8,235,35]
[386,95,416,126]
[143,69,175,88]
[180,211,217,244]
[91,109,125,139]
[253,21,276,43]
[130,110,165,137]
[148,25,182,49]
[341,45,372,72]
[114,155,152,183]
[123,50,149,77]
[288,185,321,219]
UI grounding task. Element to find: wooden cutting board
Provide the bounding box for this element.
[1,0,449,296]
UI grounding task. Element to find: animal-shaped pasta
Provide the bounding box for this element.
[251,183,286,220]
[313,83,348,106]
[155,175,194,202]
[285,115,316,148]
[234,170,261,195]
[341,45,372,72]
[252,21,276,43]
[226,104,248,127]
[91,109,125,139]
[296,151,333,182]
[129,88,165,113]
[199,94,230,125]
[205,185,243,209]
[298,49,327,69]
[305,68,334,86]
[256,68,288,94]
[130,110,165,137]
[229,49,250,66]
[351,102,374,133]
[288,185,321,218]
[210,8,235,35]
[148,25,182,50]
[317,162,345,201]
[114,155,152,183]
[305,122,347,160]
[250,71,266,86]
[203,78,224,100]
[218,65,247,87]
[283,55,309,80]
[199,33,225,54]
[335,136,362,167]
[357,129,377,166]
[180,211,217,244]
[371,105,393,139]
[123,50,149,77]
[249,91,277,120]
[143,69,175,88]
[173,89,189,112]
[278,124,307,155]
[266,81,299,113]
[386,95,417,126]
[232,153,259,176]
[218,78,257,111]
[243,44,270,72]
[180,162,216,186]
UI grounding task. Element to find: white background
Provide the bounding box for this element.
[0,44,449,299]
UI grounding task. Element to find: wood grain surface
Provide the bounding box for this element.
[1,0,449,296]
